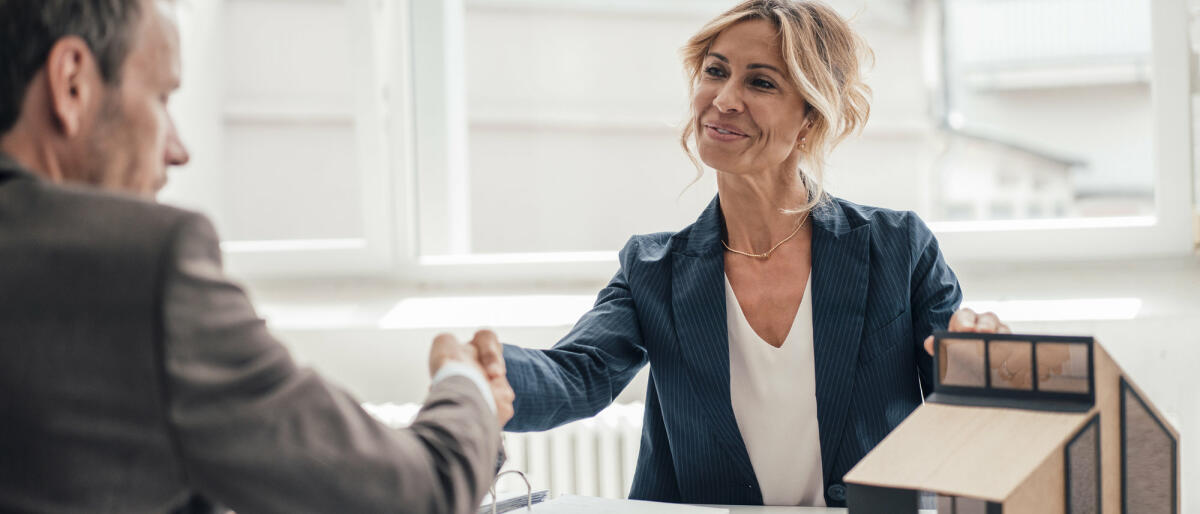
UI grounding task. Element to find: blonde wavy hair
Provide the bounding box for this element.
[681,0,873,213]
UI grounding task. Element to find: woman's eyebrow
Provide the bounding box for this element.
[708,52,782,74]
[747,63,782,74]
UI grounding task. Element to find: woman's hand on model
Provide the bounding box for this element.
[922,307,1011,356]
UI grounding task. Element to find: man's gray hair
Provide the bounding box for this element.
[0,0,145,135]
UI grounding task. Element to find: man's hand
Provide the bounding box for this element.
[429,331,515,427]
[467,330,513,427]
[429,333,481,376]
[467,330,506,379]
[922,307,1011,356]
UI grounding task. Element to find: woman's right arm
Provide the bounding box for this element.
[501,241,650,432]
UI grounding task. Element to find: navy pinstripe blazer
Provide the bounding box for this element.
[502,195,962,507]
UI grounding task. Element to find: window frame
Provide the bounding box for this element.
[392,0,1195,286]
[172,0,398,279]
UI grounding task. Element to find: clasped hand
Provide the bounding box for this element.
[428,330,516,427]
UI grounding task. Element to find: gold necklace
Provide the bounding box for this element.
[722,211,809,259]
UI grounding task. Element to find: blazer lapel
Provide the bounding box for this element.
[809,200,871,481]
[670,196,760,500]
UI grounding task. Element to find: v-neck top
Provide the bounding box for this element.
[725,274,825,507]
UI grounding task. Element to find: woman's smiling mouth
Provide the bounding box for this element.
[704,123,749,141]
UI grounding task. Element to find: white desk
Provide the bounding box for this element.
[699,507,846,513]
[700,507,936,513]
[522,496,937,513]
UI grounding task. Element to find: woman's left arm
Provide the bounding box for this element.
[906,214,962,394]
[907,214,1011,393]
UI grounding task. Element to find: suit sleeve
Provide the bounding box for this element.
[907,213,963,396]
[159,214,499,514]
[503,238,650,432]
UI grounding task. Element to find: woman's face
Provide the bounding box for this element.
[693,19,809,177]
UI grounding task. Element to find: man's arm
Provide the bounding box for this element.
[158,213,499,514]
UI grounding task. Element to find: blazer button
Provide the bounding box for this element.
[827,484,846,502]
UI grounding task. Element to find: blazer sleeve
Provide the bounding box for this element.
[159,213,499,514]
[907,213,963,396]
[503,238,650,432]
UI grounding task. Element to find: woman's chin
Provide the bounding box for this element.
[697,150,739,174]
[699,158,751,176]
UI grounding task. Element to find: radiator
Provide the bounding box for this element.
[363,401,645,499]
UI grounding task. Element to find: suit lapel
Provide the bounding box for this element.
[670,196,760,500]
[809,200,871,481]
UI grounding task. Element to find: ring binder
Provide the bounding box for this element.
[482,469,548,514]
[488,470,533,514]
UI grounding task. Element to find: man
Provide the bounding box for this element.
[0,1,513,512]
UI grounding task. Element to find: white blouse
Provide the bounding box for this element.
[725,275,825,507]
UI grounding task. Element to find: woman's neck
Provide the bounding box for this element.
[716,167,810,254]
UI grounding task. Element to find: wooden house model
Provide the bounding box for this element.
[844,332,1180,513]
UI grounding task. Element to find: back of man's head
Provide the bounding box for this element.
[0,0,188,198]
[0,0,143,135]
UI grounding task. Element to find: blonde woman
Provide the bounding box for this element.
[463,0,1009,507]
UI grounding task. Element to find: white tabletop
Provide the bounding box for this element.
[698,507,937,513]
[698,507,843,513]
[524,496,936,513]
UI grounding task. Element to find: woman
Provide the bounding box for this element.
[470,0,1009,507]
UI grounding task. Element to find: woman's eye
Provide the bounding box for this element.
[753,78,776,90]
[704,66,726,78]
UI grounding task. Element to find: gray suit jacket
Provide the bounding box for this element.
[0,155,499,514]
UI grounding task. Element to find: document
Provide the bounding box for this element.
[529,495,729,513]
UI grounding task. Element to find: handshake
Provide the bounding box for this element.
[428,330,516,427]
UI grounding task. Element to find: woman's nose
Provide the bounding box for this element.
[712,82,744,114]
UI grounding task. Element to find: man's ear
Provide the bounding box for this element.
[43,36,102,137]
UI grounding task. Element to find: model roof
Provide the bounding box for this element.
[843,402,1091,501]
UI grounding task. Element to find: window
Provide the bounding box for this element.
[988,341,1032,391]
[939,0,1154,222]
[931,333,1094,411]
[403,0,1193,283]
[1065,414,1101,514]
[165,0,1194,282]
[1038,343,1091,394]
[927,0,1193,263]
[410,0,725,261]
[164,0,397,277]
[1121,378,1177,513]
[939,338,986,387]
